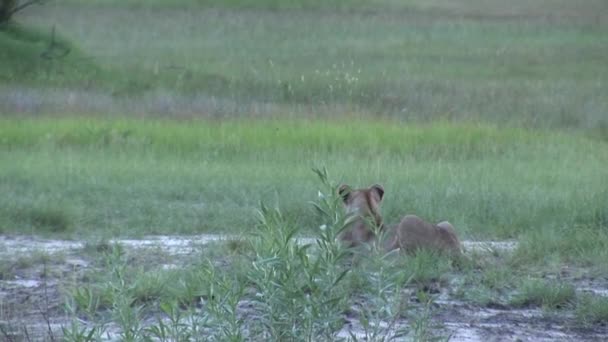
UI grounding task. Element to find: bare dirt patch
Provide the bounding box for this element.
[0,235,606,341]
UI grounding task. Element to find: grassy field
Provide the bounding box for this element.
[1,117,607,263]
[2,0,607,133]
[0,118,605,238]
[1,0,608,340]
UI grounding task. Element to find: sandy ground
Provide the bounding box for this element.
[0,234,606,341]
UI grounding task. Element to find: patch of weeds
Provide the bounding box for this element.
[344,230,437,340]
[164,266,212,307]
[401,250,453,290]
[196,238,254,263]
[5,250,65,280]
[12,255,34,270]
[79,241,125,272]
[62,168,459,339]
[67,286,104,318]
[82,239,113,255]
[130,270,169,306]
[61,322,100,342]
[409,291,444,341]
[198,264,245,341]
[348,249,411,340]
[145,300,197,341]
[464,286,498,308]
[512,224,608,271]
[127,246,173,271]
[101,245,146,341]
[225,237,253,255]
[575,294,608,327]
[30,206,72,232]
[451,255,516,308]
[242,167,379,339]
[450,262,500,308]
[65,245,146,339]
[14,250,56,268]
[480,264,515,292]
[14,205,73,233]
[0,261,14,280]
[64,287,114,342]
[344,263,375,295]
[245,205,347,339]
[511,278,576,310]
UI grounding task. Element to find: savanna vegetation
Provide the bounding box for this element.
[1,0,607,340]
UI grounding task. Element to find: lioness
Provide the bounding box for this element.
[338,184,385,247]
[386,215,462,256]
[338,184,461,256]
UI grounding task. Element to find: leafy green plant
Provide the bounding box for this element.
[61,322,99,342]
[245,168,351,340]
[410,291,442,342]
[198,263,245,341]
[146,301,195,341]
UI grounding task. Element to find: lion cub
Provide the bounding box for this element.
[338,184,461,256]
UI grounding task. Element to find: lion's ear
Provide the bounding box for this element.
[370,184,384,202]
[338,184,352,203]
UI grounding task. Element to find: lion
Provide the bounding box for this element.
[338,184,385,247]
[338,184,462,256]
[386,215,462,256]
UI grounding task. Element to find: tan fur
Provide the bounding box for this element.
[339,184,461,256]
[386,215,462,256]
[338,184,384,247]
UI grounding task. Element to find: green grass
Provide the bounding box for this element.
[1,118,606,243]
[56,171,606,339]
[2,1,607,339]
[61,176,447,340]
[10,205,73,233]
[0,161,600,339]
[1,0,605,133]
[512,224,608,273]
[576,294,608,327]
[0,21,102,86]
[511,278,577,310]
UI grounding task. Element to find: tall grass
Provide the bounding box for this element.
[1,118,606,241]
[61,169,449,340]
[0,117,558,156]
[57,168,608,339]
[2,0,605,132]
